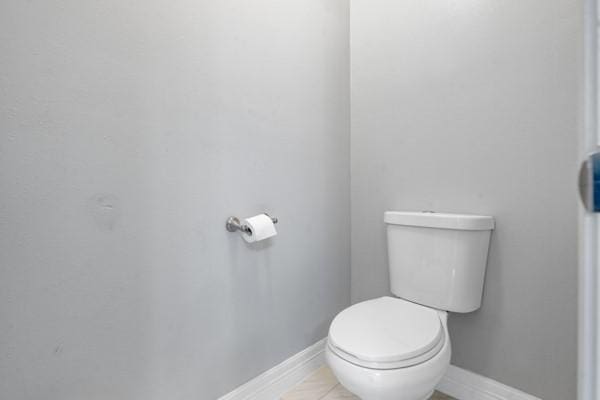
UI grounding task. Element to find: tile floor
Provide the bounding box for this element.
[281,366,455,400]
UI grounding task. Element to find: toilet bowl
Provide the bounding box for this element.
[326,211,494,400]
[326,297,451,400]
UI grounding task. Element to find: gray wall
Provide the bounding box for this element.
[0,1,349,399]
[0,0,581,399]
[350,1,579,399]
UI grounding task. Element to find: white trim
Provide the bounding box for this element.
[437,365,541,400]
[217,339,326,400]
[581,0,599,399]
[218,341,542,400]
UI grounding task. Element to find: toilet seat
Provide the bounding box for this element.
[328,297,444,369]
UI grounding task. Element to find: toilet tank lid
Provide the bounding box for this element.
[384,211,495,231]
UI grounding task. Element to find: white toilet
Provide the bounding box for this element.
[326,211,495,400]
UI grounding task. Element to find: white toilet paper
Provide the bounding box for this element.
[242,214,277,243]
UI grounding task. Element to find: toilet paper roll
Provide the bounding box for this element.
[242,214,277,243]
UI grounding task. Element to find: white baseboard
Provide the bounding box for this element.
[217,338,327,400]
[218,340,540,400]
[437,365,542,400]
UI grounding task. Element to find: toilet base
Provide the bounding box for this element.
[325,311,451,400]
[326,346,449,400]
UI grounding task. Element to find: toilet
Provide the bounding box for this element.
[326,211,495,400]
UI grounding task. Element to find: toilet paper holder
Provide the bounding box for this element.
[225,213,278,235]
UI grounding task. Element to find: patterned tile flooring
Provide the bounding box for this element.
[281,366,454,400]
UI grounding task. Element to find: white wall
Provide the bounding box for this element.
[0,1,350,399]
[350,1,579,399]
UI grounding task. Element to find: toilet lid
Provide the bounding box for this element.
[328,297,443,368]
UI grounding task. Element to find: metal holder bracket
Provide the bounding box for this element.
[225,213,278,236]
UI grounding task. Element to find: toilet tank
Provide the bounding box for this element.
[385,211,494,313]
